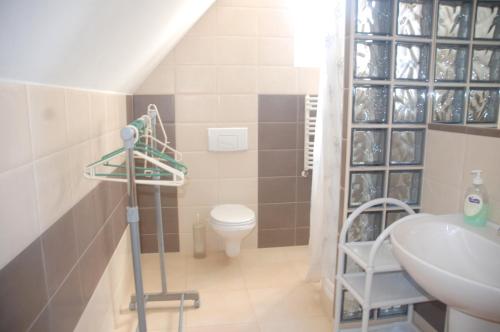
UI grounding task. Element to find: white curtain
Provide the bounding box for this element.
[306,1,345,286]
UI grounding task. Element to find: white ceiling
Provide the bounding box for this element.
[0,0,214,93]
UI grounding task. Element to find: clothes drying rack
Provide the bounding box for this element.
[84,104,200,332]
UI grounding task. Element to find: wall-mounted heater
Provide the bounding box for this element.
[302,95,317,177]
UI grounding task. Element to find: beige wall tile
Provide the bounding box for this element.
[217,66,257,94]
[217,95,258,123]
[68,141,94,202]
[183,152,218,179]
[462,134,500,183]
[188,6,217,36]
[217,7,258,36]
[89,92,107,138]
[178,206,213,233]
[257,8,294,37]
[65,89,90,145]
[257,67,297,94]
[217,151,258,178]
[28,85,68,158]
[105,94,123,132]
[424,130,466,187]
[258,38,294,66]
[176,124,211,152]
[217,0,292,7]
[216,37,258,65]
[175,95,218,123]
[421,176,461,215]
[0,165,39,269]
[175,36,217,65]
[135,66,175,95]
[297,67,320,94]
[217,178,258,204]
[0,83,32,172]
[178,179,219,207]
[34,149,73,232]
[176,66,217,94]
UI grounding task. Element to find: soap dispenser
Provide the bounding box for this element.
[463,170,489,226]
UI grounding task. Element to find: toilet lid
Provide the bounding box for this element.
[210,204,255,224]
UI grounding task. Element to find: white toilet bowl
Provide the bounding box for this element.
[209,204,255,257]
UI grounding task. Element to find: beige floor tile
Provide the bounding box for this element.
[185,290,257,327]
[259,316,332,332]
[248,283,325,322]
[186,252,246,291]
[241,262,303,289]
[185,322,261,332]
[238,247,292,268]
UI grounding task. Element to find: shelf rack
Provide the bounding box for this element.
[334,198,433,332]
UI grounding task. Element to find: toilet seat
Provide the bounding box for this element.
[210,204,255,226]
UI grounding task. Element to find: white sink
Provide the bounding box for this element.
[390,214,500,325]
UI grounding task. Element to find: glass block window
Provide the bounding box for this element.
[341,291,364,321]
[432,88,466,123]
[351,129,387,166]
[474,2,500,40]
[353,85,390,123]
[471,46,500,83]
[397,0,433,37]
[349,172,385,208]
[386,210,411,226]
[356,0,393,35]
[467,89,500,124]
[390,129,425,165]
[378,305,409,318]
[392,87,427,123]
[437,0,472,39]
[435,44,469,82]
[395,42,431,80]
[346,212,383,242]
[388,170,422,205]
[355,40,392,79]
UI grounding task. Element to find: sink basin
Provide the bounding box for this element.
[390,214,500,323]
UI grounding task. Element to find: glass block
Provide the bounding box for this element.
[392,87,427,123]
[346,212,383,242]
[437,0,472,39]
[397,0,433,37]
[390,129,425,165]
[388,171,422,205]
[378,305,409,318]
[353,85,389,123]
[341,290,363,322]
[474,2,500,40]
[432,88,466,123]
[351,129,387,166]
[349,171,385,208]
[471,46,500,82]
[345,256,364,273]
[435,44,469,82]
[395,42,431,80]
[386,210,411,226]
[356,0,393,35]
[355,40,391,80]
[467,89,500,124]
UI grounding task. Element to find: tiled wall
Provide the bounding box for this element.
[0,82,131,331]
[133,95,180,252]
[423,129,500,224]
[258,95,312,247]
[134,0,319,253]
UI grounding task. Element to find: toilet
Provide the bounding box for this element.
[209,204,256,257]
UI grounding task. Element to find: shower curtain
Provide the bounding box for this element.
[306,1,345,287]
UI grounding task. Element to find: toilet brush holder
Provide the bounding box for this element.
[193,214,206,258]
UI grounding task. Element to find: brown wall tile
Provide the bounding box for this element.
[259,123,298,150]
[133,95,175,123]
[295,227,310,245]
[41,211,78,296]
[72,190,100,256]
[258,95,300,123]
[0,240,48,332]
[137,185,178,208]
[297,176,312,202]
[138,207,179,234]
[296,202,310,227]
[415,301,447,332]
[258,229,295,248]
[78,230,109,303]
[258,177,296,204]
[259,203,296,229]
[140,234,180,253]
[258,150,297,177]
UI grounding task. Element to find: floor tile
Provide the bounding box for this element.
[259,316,332,332]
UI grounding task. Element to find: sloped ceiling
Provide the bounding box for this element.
[0,0,214,93]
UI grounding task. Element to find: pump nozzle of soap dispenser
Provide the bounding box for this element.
[471,170,483,185]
